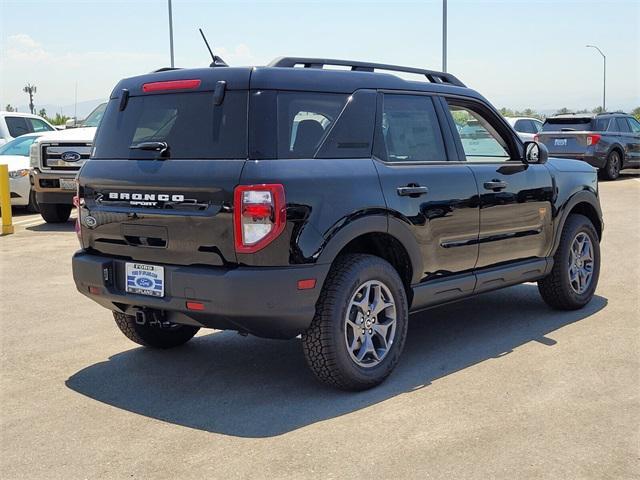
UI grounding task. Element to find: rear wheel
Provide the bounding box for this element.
[113,312,199,349]
[39,203,71,223]
[599,150,621,180]
[302,254,408,391]
[538,214,600,310]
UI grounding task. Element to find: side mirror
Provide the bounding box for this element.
[65,118,77,128]
[523,141,548,165]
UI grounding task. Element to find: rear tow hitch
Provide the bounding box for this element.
[134,309,173,328]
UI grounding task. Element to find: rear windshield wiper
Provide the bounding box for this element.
[129,141,170,158]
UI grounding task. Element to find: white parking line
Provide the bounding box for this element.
[13,215,42,226]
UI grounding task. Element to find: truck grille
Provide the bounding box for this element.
[41,143,92,170]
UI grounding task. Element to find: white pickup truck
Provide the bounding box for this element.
[29,103,105,223]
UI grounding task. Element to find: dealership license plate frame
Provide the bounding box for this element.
[125,262,165,297]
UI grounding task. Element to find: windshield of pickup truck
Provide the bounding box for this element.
[81,103,107,127]
[92,91,247,159]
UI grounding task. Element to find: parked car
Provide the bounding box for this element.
[505,116,543,142]
[29,103,105,223]
[536,112,640,180]
[0,111,55,146]
[0,133,44,211]
[64,102,107,129]
[72,57,603,391]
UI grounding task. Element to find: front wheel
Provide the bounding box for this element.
[538,214,600,310]
[113,312,199,349]
[302,254,408,391]
[39,203,71,223]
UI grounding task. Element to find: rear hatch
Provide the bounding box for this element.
[537,116,608,155]
[78,68,251,267]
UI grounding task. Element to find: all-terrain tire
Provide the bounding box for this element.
[599,150,621,180]
[113,312,199,349]
[302,254,408,391]
[538,214,600,310]
[40,203,71,223]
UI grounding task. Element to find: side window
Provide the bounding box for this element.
[375,94,446,162]
[277,92,347,158]
[533,120,543,133]
[616,118,631,133]
[5,117,31,137]
[29,118,54,132]
[446,103,511,162]
[627,117,640,134]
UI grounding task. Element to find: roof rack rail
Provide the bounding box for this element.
[267,57,466,87]
[596,110,626,115]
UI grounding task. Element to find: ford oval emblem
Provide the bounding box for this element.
[61,151,81,162]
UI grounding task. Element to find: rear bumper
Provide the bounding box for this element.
[72,251,330,339]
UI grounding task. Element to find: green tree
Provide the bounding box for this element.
[555,107,571,115]
[632,107,640,121]
[592,106,605,114]
[499,107,514,117]
[38,108,47,118]
[49,113,70,125]
[5,104,15,112]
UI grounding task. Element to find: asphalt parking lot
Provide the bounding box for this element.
[1,173,639,479]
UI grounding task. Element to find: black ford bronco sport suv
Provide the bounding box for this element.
[72,57,603,390]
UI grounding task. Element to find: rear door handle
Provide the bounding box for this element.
[483,180,508,191]
[397,185,429,197]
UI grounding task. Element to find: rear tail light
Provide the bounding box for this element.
[234,184,286,254]
[533,134,539,142]
[586,134,601,146]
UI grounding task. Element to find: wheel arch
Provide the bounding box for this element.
[317,214,423,296]
[551,191,603,255]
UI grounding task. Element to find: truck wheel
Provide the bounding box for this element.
[27,190,39,213]
[39,203,71,223]
[113,312,199,349]
[302,254,408,391]
[599,150,621,180]
[538,214,600,310]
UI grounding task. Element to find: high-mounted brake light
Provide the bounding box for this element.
[142,79,201,93]
[586,134,601,146]
[234,184,286,254]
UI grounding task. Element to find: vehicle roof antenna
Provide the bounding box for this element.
[199,28,228,67]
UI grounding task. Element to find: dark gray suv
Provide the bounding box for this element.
[536,113,640,180]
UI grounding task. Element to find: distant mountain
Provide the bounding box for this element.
[12,98,107,119]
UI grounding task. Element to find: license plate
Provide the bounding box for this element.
[554,138,567,146]
[126,263,165,297]
[59,178,77,190]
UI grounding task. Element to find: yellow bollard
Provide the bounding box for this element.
[0,164,14,235]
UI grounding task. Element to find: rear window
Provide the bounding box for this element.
[542,117,609,132]
[93,91,247,159]
[5,116,31,137]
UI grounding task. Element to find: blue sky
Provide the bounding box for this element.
[1,0,638,116]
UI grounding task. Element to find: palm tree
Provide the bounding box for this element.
[23,83,37,114]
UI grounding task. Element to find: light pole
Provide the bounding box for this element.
[168,0,175,68]
[442,0,447,72]
[586,44,606,111]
